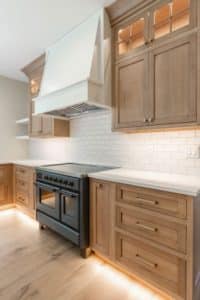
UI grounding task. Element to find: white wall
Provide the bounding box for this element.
[28,111,200,176]
[0,75,28,160]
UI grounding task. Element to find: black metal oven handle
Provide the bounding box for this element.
[60,190,79,198]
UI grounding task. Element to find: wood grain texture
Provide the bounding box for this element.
[14,165,36,216]
[150,34,197,125]
[0,164,13,206]
[0,209,166,300]
[90,178,198,300]
[90,180,116,258]
[114,53,148,128]
[111,0,199,132]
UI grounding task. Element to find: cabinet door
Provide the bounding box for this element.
[149,34,197,125]
[149,0,196,44]
[115,12,149,59]
[114,54,149,129]
[0,165,13,206]
[31,115,43,136]
[90,180,114,257]
[42,116,53,136]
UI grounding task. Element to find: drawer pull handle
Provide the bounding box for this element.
[136,197,159,206]
[136,254,158,269]
[136,221,158,232]
[18,196,25,202]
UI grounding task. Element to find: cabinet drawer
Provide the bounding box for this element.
[116,206,187,253]
[15,166,29,179]
[117,184,187,219]
[116,232,186,299]
[16,191,29,206]
[16,178,29,193]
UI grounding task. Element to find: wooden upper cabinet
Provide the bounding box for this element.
[150,0,196,43]
[149,34,197,126]
[115,11,149,58]
[115,54,148,128]
[111,0,198,131]
[22,55,69,138]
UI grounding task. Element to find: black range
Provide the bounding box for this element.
[35,163,113,258]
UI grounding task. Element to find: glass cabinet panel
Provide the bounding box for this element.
[117,17,145,56]
[154,4,171,39]
[153,0,190,40]
[172,0,190,31]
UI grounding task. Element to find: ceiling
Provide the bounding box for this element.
[0,0,115,82]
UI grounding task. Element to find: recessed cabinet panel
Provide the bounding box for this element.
[42,116,53,136]
[115,55,148,128]
[31,115,43,136]
[90,180,114,257]
[0,165,13,206]
[150,35,197,125]
[115,233,186,299]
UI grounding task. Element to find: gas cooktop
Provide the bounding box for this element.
[37,163,115,178]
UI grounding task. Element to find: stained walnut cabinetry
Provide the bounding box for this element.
[14,165,36,217]
[109,0,199,130]
[22,55,69,138]
[0,164,13,206]
[90,179,200,300]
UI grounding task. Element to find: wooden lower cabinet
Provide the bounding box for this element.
[116,232,186,299]
[90,180,115,257]
[0,164,13,206]
[90,179,200,300]
[14,165,36,217]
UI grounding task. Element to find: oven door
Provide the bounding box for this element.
[36,182,60,220]
[61,190,79,231]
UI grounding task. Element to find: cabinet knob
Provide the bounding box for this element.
[144,118,148,123]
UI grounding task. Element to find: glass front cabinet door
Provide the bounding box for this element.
[115,0,196,60]
[115,12,149,59]
[150,0,196,43]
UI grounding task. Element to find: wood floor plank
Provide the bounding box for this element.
[0,209,169,300]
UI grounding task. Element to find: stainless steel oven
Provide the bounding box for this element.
[36,182,60,220]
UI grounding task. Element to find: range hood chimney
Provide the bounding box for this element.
[34,9,111,119]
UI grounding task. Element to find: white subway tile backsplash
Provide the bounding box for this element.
[29,111,200,176]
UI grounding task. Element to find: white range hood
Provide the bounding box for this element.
[34,9,111,119]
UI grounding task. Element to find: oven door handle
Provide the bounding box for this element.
[61,190,78,198]
[35,182,60,192]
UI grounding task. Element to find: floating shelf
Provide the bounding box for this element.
[16,118,29,125]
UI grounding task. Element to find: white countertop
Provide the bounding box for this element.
[0,160,64,167]
[89,169,200,196]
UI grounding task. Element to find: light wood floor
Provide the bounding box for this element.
[0,209,169,300]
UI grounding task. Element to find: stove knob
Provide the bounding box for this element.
[54,178,58,182]
[59,179,63,184]
[69,181,74,187]
[64,181,68,185]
